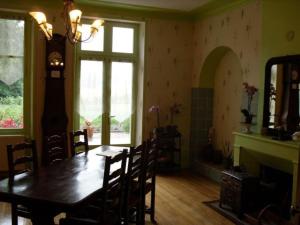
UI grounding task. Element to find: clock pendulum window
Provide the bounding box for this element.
[41,33,68,166]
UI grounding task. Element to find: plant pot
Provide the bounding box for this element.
[86,126,94,138]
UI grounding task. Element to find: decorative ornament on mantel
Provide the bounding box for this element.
[29,0,104,44]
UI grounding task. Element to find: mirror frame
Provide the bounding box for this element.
[263,54,300,136]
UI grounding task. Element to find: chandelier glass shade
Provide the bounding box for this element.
[29,0,104,44]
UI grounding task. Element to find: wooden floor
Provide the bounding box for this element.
[0,171,233,225]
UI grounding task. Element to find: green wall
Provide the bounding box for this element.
[258,0,300,131]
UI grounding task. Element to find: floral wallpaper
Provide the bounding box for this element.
[212,51,243,150]
[192,0,262,152]
[143,19,194,166]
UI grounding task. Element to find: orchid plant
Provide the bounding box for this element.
[241,82,258,124]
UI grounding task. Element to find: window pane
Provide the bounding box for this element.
[0,19,24,129]
[112,27,134,53]
[79,60,103,145]
[110,62,133,144]
[81,24,104,52]
[0,19,24,56]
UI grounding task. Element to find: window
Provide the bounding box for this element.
[75,21,138,146]
[0,14,32,135]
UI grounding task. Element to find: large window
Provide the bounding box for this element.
[76,21,138,146]
[0,17,26,132]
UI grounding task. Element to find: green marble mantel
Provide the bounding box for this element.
[233,132,300,206]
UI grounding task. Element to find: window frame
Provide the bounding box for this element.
[0,12,33,136]
[74,20,139,147]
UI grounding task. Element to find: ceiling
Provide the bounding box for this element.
[79,0,214,12]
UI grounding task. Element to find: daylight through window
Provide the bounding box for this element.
[0,18,24,129]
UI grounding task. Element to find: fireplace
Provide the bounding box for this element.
[259,165,292,219]
[233,132,300,222]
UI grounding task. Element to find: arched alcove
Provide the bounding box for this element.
[190,46,242,164]
[199,46,234,88]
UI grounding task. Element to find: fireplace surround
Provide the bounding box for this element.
[233,132,300,210]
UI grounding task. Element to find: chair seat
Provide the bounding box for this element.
[60,217,100,225]
[65,204,119,225]
[61,216,119,225]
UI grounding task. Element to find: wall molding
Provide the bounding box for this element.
[0,0,254,21]
[192,0,253,20]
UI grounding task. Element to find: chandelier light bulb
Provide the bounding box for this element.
[29,12,47,24]
[29,0,103,44]
[69,9,82,33]
[90,19,104,36]
[45,23,53,40]
[74,24,82,42]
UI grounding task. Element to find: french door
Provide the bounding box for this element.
[76,21,138,146]
[78,59,134,146]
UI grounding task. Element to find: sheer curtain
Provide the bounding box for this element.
[79,60,103,126]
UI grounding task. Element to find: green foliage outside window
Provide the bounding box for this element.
[0,18,24,129]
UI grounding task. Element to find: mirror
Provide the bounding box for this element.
[263,55,300,138]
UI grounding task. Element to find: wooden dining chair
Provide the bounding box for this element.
[123,143,146,225]
[7,140,38,225]
[60,149,127,225]
[69,129,89,156]
[43,132,68,166]
[143,139,159,223]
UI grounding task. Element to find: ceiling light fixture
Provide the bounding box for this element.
[29,0,104,44]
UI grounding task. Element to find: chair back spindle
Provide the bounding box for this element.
[69,129,89,156]
[44,133,68,165]
[7,140,38,182]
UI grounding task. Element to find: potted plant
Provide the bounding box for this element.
[241,82,258,133]
[84,120,94,138]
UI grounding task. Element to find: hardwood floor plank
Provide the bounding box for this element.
[0,171,233,225]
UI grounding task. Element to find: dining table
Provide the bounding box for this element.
[0,145,129,225]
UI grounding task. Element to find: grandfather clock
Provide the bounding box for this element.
[42,33,68,165]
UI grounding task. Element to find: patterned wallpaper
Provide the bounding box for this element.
[191,0,262,152]
[212,51,242,149]
[143,19,194,166]
[193,0,261,87]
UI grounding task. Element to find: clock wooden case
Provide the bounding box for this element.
[42,33,68,165]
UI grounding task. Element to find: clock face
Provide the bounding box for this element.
[48,51,64,67]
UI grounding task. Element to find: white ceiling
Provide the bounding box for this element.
[89,0,212,11]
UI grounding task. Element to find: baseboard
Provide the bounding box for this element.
[192,160,223,183]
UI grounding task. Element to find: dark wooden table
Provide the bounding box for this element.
[0,145,128,225]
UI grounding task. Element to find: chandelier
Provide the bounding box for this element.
[29,0,104,44]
